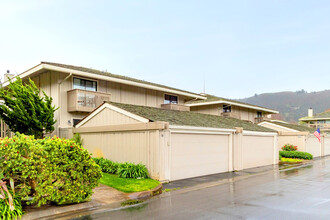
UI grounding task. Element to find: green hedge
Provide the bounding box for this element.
[93,158,149,179]
[279,151,313,160]
[0,133,102,207]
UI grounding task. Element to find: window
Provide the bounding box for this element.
[164,94,178,104]
[73,77,97,91]
[256,111,262,118]
[223,105,231,113]
[73,119,82,127]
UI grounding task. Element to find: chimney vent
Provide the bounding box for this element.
[308,108,313,117]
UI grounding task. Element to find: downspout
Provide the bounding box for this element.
[57,73,73,136]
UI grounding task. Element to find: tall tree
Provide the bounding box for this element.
[0,77,57,138]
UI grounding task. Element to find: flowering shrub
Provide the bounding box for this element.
[0,133,102,207]
[281,144,298,151]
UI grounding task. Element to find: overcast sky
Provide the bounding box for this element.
[1,0,330,98]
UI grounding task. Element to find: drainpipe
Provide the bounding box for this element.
[57,73,72,136]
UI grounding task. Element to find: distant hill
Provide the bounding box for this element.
[238,90,330,122]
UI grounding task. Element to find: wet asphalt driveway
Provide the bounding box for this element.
[73,157,330,220]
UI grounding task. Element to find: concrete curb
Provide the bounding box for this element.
[127,183,163,200]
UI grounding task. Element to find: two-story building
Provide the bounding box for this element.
[2,62,278,138]
[186,94,278,123]
[299,108,330,132]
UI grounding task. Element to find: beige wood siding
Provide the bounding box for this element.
[80,108,140,127]
[241,135,274,169]
[80,130,163,180]
[189,104,220,115]
[170,133,230,181]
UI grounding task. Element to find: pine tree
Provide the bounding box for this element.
[0,77,58,138]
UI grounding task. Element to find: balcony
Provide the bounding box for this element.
[309,124,330,131]
[221,112,241,119]
[161,104,190,111]
[67,89,111,112]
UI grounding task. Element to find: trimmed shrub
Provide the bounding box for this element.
[117,163,149,179]
[279,151,313,160]
[0,133,102,207]
[281,144,297,151]
[93,158,119,174]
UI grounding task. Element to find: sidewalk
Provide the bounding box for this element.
[22,184,128,220]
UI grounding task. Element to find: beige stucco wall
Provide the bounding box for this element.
[278,135,306,152]
[323,137,330,156]
[241,135,275,169]
[306,135,322,157]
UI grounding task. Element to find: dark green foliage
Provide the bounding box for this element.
[279,151,313,160]
[93,157,119,174]
[117,162,149,179]
[93,158,149,179]
[0,77,57,138]
[0,133,102,207]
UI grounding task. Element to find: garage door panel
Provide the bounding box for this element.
[171,133,230,181]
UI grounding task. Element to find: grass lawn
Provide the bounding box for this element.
[100,173,160,193]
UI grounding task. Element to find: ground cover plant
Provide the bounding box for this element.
[280,158,302,163]
[0,133,102,208]
[279,151,313,160]
[93,158,149,179]
[99,173,160,193]
[281,144,298,151]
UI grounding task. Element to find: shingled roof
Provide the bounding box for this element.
[264,121,315,133]
[185,94,278,114]
[40,62,203,98]
[107,102,275,133]
[300,111,330,121]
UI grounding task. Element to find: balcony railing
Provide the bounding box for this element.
[67,89,111,112]
[309,124,330,130]
[221,112,241,119]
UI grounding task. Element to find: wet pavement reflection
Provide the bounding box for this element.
[72,157,330,220]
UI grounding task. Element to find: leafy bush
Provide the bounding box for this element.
[281,144,298,151]
[0,133,102,207]
[279,151,313,160]
[93,157,119,174]
[117,162,149,179]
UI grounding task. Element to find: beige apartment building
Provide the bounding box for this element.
[2,62,279,138]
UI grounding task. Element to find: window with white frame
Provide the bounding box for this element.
[73,77,97,91]
[164,94,178,104]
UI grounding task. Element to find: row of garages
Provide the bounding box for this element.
[72,102,327,182]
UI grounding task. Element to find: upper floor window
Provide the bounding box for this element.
[256,111,262,118]
[164,94,178,104]
[223,105,231,113]
[73,77,97,91]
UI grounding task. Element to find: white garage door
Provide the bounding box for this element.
[170,133,230,181]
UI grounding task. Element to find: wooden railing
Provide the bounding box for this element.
[309,124,330,130]
[221,112,241,119]
[67,89,111,112]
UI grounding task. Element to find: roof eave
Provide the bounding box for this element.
[186,100,279,114]
[3,63,207,100]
